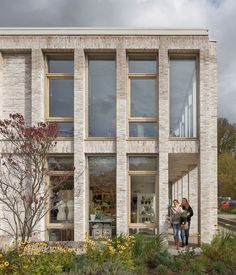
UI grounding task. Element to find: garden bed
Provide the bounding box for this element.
[0,233,235,274]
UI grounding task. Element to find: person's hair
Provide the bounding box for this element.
[173,199,179,204]
[182,197,189,208]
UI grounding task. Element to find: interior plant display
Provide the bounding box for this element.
[138,194,155,223]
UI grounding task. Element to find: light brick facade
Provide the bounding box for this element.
[0,28,217,244]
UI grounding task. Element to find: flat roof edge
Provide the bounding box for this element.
[0,27,209,36]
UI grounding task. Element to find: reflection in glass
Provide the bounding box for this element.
[48,229,74,241]
[88,156,116,237]
[129,122,158,137]
[49,122,74,137]
[130,176,156,224]
[129,228,155,235]
[50,176,74,223]
[49,79,74,117]
[170,58,197,137]
[131,79,156,117]
[48,156,74,171]
[129,59,156,74]
[129,156,157,171]
[48,59,74,74]
[88,59,116,137]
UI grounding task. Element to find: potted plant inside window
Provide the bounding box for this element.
[90,202,98,221]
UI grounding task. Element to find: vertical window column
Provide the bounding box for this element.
[47,156,74,241]
[169,57,197,138]
[128,156,158,235]
[88,55,116,137]
[88,156,116,239]
[46,55,74,137]
[128,55,158,138]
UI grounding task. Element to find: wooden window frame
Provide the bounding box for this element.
[128,155,158,229]
[127,54,158,140]
[87,154,117,237]
[45,155,74,241]
[45,54,74,140]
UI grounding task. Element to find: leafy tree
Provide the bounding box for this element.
[217,118,236,198]
[218,118,236,154]
[218,152,236,198]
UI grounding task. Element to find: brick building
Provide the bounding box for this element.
[0,28,217,244]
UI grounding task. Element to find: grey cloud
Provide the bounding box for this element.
[0,0,235,122]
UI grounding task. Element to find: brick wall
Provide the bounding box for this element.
[0,34,217,243]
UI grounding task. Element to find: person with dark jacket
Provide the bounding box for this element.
[180,198,193,247]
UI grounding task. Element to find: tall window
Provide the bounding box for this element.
[46,55,74,137]
[128,55,158,138]
[88,156,116,238]
[47,155,74,241]
[170,57,197,138]
[129,156,157,235]
[88,56,116,137]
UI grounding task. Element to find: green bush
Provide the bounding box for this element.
[131,233,165,264]
[147,250,173,269]
[201,233,236,272]
[72,258,133,275]
[156,264,169,275]
[230,207,236,214]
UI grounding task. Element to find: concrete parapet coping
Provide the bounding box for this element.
[0,27,208,36]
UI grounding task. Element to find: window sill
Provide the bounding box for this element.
[85,137,116,141]
[168,137,199,141]
[127,138,158,141]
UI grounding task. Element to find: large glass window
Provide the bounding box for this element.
[129,156,157,232]
[47,156,74,241]
[88,57,116,137]
[128,55,158,138]
[170,57,197,138]
[46,55,74,137]
[88,156,116,238]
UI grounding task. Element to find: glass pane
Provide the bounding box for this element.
[88,59,116,137]
[129,59,156,74]
[49,122,74,137]
[88,157,116,237]
[48,156,74,171]
[129,122,158,137]
[50,176,74,223]
[129,228,156,235]
[130,176,156,224]
[129,156,157,171]
[48,229,74,241]
[170,58,197,137]
[131,79,156,118]
[49,79,74,117]
[48,59,74,73]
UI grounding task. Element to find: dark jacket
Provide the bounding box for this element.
[182,205,193,223]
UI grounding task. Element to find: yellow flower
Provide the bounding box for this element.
[4,261,9,267]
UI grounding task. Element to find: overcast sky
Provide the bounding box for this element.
[0,0,235,123]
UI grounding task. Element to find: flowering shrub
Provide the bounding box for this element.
[0,241,79,275]
[84,233,135,269]
[1,233,235,274]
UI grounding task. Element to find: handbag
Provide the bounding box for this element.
[180,222,189,230]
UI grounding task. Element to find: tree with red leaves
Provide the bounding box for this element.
[0,113,69,242]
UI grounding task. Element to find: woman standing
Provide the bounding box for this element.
[180,198,193,247]
[170,199,181,250]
